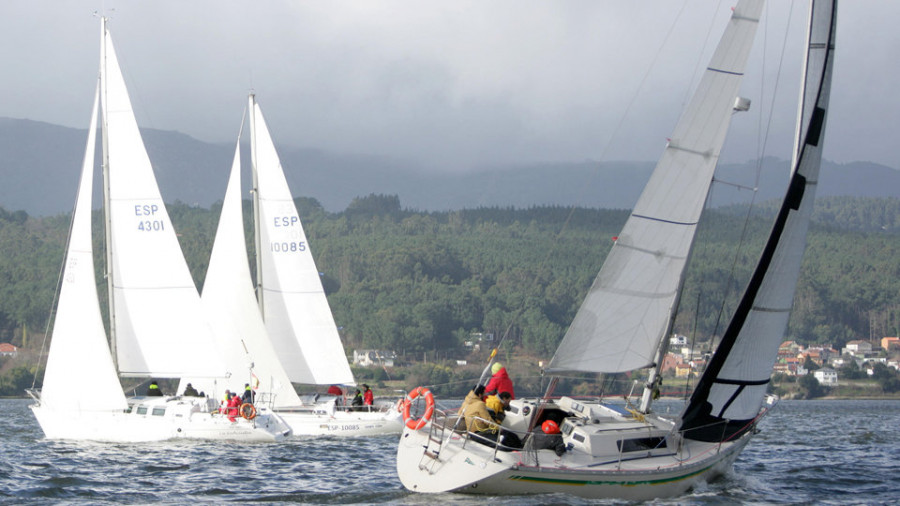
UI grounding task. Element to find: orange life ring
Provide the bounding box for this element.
[240,403,257,420]
[402,386,434,430]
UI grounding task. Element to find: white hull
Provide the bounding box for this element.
[396,0,836,499]
[273,404,404,436]
[397,396,763,500]
[398,429,746,500]
[31,396,291,443]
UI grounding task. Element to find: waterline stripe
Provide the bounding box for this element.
[507,463,713,488]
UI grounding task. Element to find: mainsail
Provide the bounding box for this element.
[40,85,128,413]
[100,18,224,378]
[185,128,303,407]
[250,95,354,385]
[549,1,766,374]
[681,0,837,440]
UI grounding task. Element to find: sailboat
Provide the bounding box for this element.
[184,94,403,436]
[396,0,836,499]
[176,118,306,416]
[28,17,290,442]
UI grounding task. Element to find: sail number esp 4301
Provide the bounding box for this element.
[134,204,165,232]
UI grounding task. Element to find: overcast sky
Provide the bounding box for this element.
[1,1,897,172]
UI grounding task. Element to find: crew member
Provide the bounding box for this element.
[485,391,512,421]
[485,362,515,399]
[351,389,363,410]
[531,420,567,456]
[146,381,163,397]
[227,391,241,422]
[241,383,255,404]
[464,388,522,449]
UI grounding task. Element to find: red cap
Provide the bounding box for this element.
[541,420,560,434]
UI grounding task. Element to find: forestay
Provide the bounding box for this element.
[549,0,766,374]
[100,20,224,378]
[251,97,354,386]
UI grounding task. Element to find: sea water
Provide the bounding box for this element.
[1,398,897,504]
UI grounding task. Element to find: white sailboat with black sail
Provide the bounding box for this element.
[397,0,837,499]
[28,18,290,442]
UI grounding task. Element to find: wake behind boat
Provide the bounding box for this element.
[28,17,290,443]
[397,0,837,499]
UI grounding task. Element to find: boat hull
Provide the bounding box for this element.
[30,397,291,442]
[457,441,744,500]
[397,422,749,500]
[275,406,404,436]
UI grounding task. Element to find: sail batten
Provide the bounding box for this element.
[549,0,766,374]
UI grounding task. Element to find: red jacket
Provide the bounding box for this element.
[227,395,241,415]
[485,368,515,399]
[364,389,374,406]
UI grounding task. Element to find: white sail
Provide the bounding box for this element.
[184,132,303,407]
[100,20,224,378]
[251,96,354,386]
[549,0,765,374]
[396,1,843,499]
[32,18,291,444]
[682,0,836,434]
[41,86,128,413]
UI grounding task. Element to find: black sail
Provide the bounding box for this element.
[680,0,838,442]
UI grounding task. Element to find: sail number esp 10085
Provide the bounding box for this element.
[271,215,307,252]
[270,241,306,252]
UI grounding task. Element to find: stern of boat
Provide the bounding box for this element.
[396,407,517,493]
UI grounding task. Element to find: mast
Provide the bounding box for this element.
[249,92,264,315]
[99,16,117,369]
[638,308,675,412]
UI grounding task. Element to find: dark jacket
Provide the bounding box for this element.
[530,429,567,456]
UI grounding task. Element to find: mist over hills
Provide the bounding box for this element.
[2,117,898,217]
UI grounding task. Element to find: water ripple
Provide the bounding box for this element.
[2,398,898,504]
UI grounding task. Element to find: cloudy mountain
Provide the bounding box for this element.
[1,118,898,216]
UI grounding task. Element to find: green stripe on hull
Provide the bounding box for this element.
[508,463,714,488]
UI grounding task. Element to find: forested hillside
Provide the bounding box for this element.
[1,196,898,387]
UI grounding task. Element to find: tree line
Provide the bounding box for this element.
[1,196,899,388]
